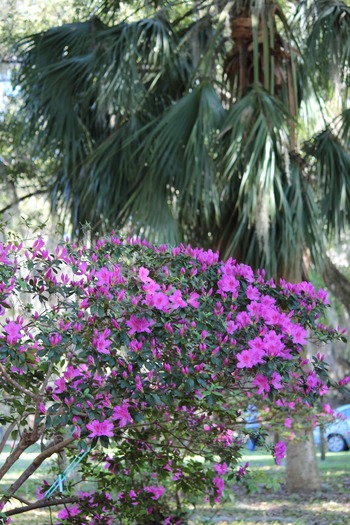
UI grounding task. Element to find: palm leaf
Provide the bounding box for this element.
[304,128,350,237]
[216,86,315,276]
[94,16,190,115]
[299,0,350,93]
[217,152,323,279]
[118,82,225,241]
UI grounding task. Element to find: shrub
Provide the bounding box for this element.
[0,234,347,524]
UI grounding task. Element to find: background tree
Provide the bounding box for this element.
[7,0,350,492]
[0,0,96,230]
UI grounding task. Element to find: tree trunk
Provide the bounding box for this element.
[286,429,320,492]
[284,254,350,489]
[284,259,320,492]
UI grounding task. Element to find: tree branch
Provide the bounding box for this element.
[6,496,79,517]
[0,59,21,65]
[0,429,41,482]
[0,190,47,215]
[40,363,54,394]
[0,420,17,455]
[0,412,31,454]
[32,362,54,432]
[3,436,76,500]
[8,494,31,506]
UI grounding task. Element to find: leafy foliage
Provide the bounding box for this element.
[0,232,347,524]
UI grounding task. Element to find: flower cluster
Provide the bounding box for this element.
[0,234,346,524]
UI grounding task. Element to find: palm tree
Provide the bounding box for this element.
[15,0,350,275]
[14,0,350,491]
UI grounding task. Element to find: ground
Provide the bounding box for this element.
[190,452,350,525]
[1,448,349,524]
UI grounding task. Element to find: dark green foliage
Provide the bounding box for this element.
[13,0,350,277]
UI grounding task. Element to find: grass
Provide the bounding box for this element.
[190,451,350,525]
[0,443,57,524]
[1,447,350,524]
[0,443,54,498]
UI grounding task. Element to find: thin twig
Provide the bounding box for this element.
[40,362,54,395]
[32,362,54,432]
[7,494,32,506]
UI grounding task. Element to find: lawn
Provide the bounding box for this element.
[1,448,349,524]
[190,451,350,525]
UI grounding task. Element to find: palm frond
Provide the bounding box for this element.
[95,16,191,114]
[50,113,147,235]
[217,152,323,278]
[304,128,350,237]
[121,82,225,239]
[221,86,290,179]
[215,86,323,277]
[16,18,107,162]
[15,13,194,237]
[300,0,350,93]
[338,108,350,148]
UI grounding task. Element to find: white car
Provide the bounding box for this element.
[314,404,350,452]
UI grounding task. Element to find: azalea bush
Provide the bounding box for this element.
[0,233,347,524]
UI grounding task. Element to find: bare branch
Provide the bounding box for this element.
[3,436,76,499]
[40,362,54,395]
[6,496,79,517]
[8,494,32,506]
[0,190,47,215]
[33,362,54,432]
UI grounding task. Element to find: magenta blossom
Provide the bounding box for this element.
[236,349,265,369]
[4,321,22,345]
[187,291,200,308]
[86,419,114,438]
[93,328,112,354]
[218,274,240,295]
[143,485,165,500]
[53,377,66,394]
[57,505,81,519]
[169,290,187,309]
[271,371,283,390]
[126,315,154,334]
[145,291,170,311]
[252,374,270,394]
[138,266,151,282]
[112,404,133,427]
[214,462,228,475]
[274,441,287,465]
